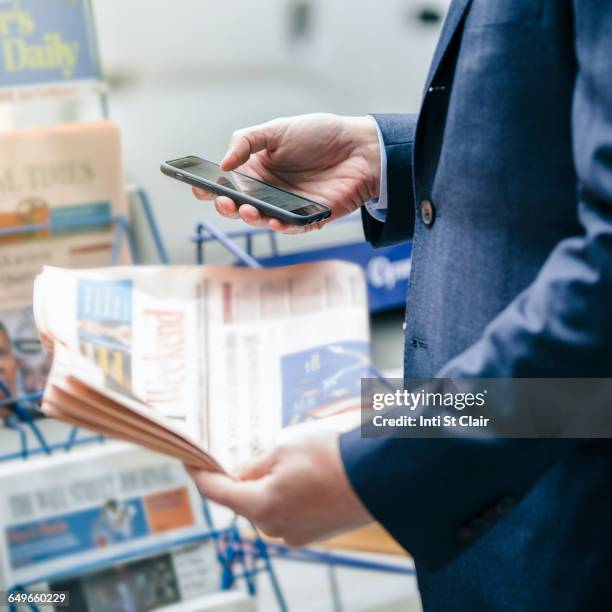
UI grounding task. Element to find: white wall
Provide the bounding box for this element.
[91,0,448,262]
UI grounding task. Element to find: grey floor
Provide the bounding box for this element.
[256,553,421,612]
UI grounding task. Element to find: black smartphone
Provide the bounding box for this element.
[161,156,332,226]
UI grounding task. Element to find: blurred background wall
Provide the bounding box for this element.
[91,0,449,263]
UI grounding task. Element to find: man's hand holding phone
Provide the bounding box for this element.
[193,113,381,234]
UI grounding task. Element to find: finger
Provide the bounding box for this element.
[221,123,278,171]
[237,452,275,482]
[267,217,301,234]
[214,196,240,219]
[279,217,328,235]
[187,467,263,516]
[238,204,267,227]
[192,187,215,200]
[41,401,59,418]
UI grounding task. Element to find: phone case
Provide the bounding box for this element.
[161,159,332,226]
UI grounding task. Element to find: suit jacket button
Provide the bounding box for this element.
[459,526,473,541]
[420,200,435,227]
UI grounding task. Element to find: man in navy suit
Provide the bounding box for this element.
[188,1,612,608]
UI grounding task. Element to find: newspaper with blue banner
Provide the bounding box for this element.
[0,442,222,598]
[33,261,370,472]
[0,0,101,102]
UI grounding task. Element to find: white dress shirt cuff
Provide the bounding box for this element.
[363,115,388,222]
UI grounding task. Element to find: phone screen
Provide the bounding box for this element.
[170,157,329,216]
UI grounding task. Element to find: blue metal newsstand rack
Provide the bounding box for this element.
[193,216,413,314]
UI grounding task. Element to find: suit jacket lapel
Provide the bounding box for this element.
[423,0,473,96]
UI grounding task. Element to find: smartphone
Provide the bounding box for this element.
[161,156,332,226]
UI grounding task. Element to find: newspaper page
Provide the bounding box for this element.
[0,121,127,409]
[202,262,370,469]
[34,261,371,471]
[0,443,209,589]
[34,266,208,442]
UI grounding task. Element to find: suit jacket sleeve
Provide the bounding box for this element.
[342,3,612,569]
[361,113,418,247]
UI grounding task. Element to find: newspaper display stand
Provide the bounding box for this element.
[0,208,289,612]
[0,220,414,612]
[0,1,286,607]
[0,218,414,612]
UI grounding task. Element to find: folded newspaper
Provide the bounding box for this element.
[33,262,370,472]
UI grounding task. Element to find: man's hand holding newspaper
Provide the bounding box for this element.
[188,428,372,545]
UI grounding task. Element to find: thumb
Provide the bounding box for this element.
[186,467,264,517]
[221,122,280,171]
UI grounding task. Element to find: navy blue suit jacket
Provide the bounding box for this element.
[340,1,612,609]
